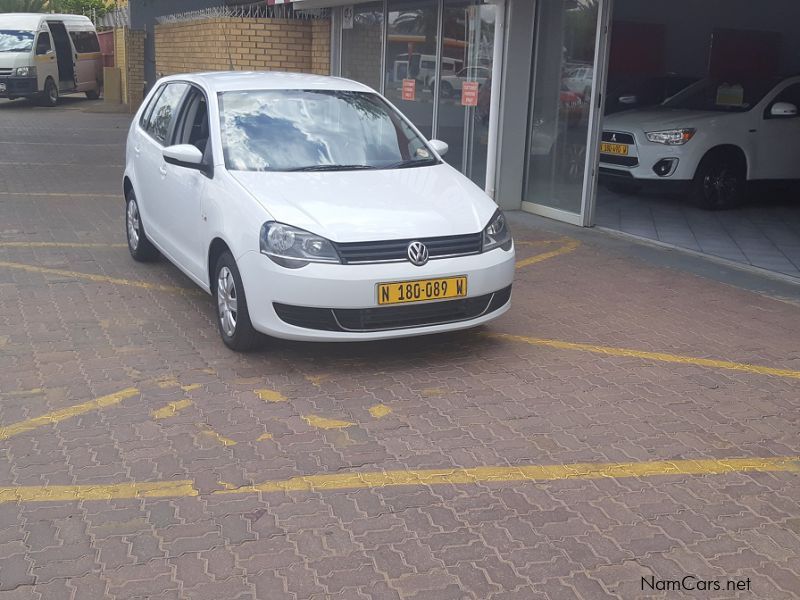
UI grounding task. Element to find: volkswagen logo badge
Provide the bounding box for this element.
[407,241,429,266]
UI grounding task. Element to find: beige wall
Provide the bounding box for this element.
[113,27,145,108]
[154,17,331,77]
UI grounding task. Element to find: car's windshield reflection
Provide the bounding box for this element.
[219,89,437,172]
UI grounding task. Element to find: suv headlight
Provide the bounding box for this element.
[645,128,696,145]
[482,210,512,252]
[259,222,340,267]
[14,66,36,77]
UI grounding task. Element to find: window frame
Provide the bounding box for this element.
[141,82,191,146]
[35,31,51,55]
[169,83,214,177]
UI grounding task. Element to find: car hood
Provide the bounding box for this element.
[230,164,496,243]
[603,108,734,131]
[0,52,32,69]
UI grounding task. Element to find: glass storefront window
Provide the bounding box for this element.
[524,0,601,216]
[437,0,496,187]
[338,0,499,190]
[341,2,384,92]
[385,0,439,138]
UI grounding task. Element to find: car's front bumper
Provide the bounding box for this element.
[0,76,38,97]
[237,244,516,341]
[599,128,699,184]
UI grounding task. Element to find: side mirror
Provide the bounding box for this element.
[770,102,798,118]
[429,139,449,157]
[163,144,205,170]
[619,95,638,105]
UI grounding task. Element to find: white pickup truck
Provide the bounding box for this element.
[600,76,800,208]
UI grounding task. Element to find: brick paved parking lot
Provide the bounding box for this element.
[0,97,799,600]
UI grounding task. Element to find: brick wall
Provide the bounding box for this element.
[113,27,145,108]
[154,17,331,77]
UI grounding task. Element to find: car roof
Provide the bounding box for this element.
[0,13,94,28]
[160,71,376,94]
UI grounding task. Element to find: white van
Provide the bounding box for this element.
[0,13,103,106]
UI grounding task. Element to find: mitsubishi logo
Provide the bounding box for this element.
[611,134,617,142]
[407,241,429,266]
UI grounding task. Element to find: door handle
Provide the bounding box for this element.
[159,165,167,176]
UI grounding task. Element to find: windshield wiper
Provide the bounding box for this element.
[386,157,439,170]
[287,164,375,172]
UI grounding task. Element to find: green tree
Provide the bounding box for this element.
[50,0,108,17]
[0,0,48,11]
[0,0,109,16]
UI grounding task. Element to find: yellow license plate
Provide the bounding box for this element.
[377,276,467,305]
[601,142,629,156]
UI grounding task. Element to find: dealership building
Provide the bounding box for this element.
[118,0,800,278]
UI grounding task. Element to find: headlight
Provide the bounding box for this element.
[14,66,36,77]
[645,128,696,145]
[259,222,340,267]
[482,210,512,252]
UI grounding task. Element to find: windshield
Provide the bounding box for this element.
[218,89,437,172]
[0,30,35,53]
[663,78,778,112]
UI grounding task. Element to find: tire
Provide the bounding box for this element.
[86,85,102,100]
[40,78,58,107]
[690,152,746,210]
[125,190,159,262]
[214,251,262,352]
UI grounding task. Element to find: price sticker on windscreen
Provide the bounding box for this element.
[461,81,479,107]
[402,79,416,101]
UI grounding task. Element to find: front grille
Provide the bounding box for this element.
[273,285,511,332]
[602,131,635,144]
[334,233,482,264]
[599,154,639,167]
[0,68,13,76]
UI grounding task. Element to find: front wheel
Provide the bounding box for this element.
[86,84,102,100]
[40,78,59,107]
[690,153,746,210]
[125,190,159,261]
[215,251,262,352]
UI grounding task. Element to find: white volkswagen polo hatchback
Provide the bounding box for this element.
[124,72,514,351]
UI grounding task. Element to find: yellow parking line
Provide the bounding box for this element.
[151,399,193,420]
[0,480,197,504]
[216,456,799,495]
[303,415,354,430]
[0,457,795,504]
[368,404,392,419]
[516,238,581,269]
[0,260,201,295]
[255,389,287,402]
[489,332,800,380]
[197,425,237,446]
[0,387,139,441]
[0,242,126,249]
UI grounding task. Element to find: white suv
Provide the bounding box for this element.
[600,76,800,208]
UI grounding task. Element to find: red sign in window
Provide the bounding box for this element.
[401,79,416,101]
[461,81,479,107]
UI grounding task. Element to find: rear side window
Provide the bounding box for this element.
[69,30,100,53]
[143,83,189,144]
[35,32,51,55]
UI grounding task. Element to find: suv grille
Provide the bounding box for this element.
[273,286,511,332]
[334,233,482,264]
[0,68,13,77]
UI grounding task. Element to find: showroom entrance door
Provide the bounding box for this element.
[522,0,612,226]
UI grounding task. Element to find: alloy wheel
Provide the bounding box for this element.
[126,198,140,251]
[217,266,238,337]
